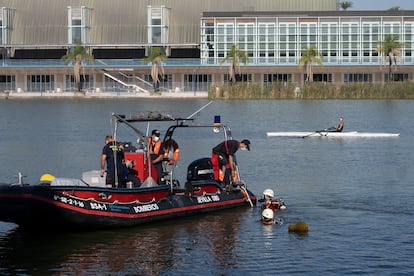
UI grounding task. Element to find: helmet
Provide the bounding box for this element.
[262,189,274,199]
[262,209,274,220]
[40,173,55,182]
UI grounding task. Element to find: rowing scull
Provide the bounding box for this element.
[266,131,400,138]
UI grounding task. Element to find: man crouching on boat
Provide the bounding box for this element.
[211,139,250,189]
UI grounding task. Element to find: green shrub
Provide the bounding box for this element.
[209,81,414,99]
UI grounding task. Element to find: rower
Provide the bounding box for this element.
[326,118,344,132]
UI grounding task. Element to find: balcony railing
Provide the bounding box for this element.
[0,57,413,68]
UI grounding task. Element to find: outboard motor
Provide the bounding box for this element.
[186,157,214,181]
[122,142,139,152]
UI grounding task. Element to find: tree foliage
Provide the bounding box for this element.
[388,6,401,11]
[377,34,403,73]
[299,46,324,82]
[340,1,353,11]
[220,44,248,84]
[143,47,167,92]
[61,40,94,91]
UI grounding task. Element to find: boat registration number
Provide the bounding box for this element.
[197,195,220,204]
[54,195,85,208]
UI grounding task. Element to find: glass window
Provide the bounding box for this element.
[184,74,212,91]
[300,25,307,35]
[384,24,391,33]
[65,74,94,91]
[310,24,317,35]
[27,75,55,92]
[394,24,400,34]
[67,6,90,44]
[342,25,349,34]
[0,19,2,45]
[279,25,287,35]
[147,5,170,44]
[312,74,332,82]
[263,74,292,84]
[351,25,358,33]
[0,75,15,91]
[344,73,372,83]
[0,7,14,45]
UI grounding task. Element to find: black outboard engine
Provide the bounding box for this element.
[187,157,214,181]
[122,142,139,152]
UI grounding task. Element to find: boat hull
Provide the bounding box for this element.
[266,131,400,138]
[0,181,256,230]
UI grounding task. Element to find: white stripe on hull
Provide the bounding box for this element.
[266,131,400,138]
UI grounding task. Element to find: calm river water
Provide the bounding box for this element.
[0,98,413,275]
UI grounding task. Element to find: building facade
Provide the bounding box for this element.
[200,11,414,84]
[0,0,412,93]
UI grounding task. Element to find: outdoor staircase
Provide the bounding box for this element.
[101,69,151,94]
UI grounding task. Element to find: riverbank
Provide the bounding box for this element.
[3,81,414,100]
[0,90,209,99]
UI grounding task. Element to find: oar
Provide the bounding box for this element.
[302,130,324,138]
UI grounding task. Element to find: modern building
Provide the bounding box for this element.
[0,0,412,94]
[200,10,414,84]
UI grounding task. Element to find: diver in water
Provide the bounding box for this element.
[261,208,275,225]
[260,189,286,211]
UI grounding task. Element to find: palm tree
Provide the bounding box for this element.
[299,46,323,82]
[377,34,403,81]
[340,1,353,11]
[388,6,401,11]
[61,40,94,92]
[220,44,248,84]
[143,47,167,92]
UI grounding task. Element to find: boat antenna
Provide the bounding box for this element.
[186,100,213,120]
[17,172,24,185]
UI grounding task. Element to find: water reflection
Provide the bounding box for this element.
[1,99,414,274]
[0,209,248,275]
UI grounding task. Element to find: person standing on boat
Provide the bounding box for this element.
[148,129,164,184]
[211,139,250,188]
[162,139,180,165]
[326,118,344,132]
[119,142,141,188]
[100,135,125,188]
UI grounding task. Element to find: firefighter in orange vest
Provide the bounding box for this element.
[148,129,164,183]
[163,139,180,165]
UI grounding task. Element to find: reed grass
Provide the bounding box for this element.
[209,82,414,99]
